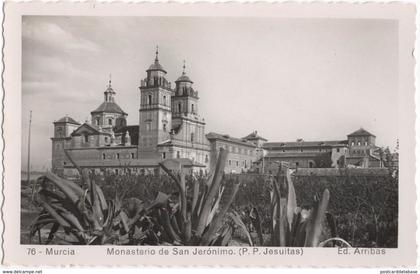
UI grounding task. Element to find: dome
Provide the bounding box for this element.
[146,46,167,73]
[147,60,167,73]
[55,116,80,125]
[175,61,193,83]
[175,74,193,83]
[91,101,127,115]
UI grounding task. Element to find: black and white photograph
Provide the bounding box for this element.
[19,15,400,249]
[2,1,416,268]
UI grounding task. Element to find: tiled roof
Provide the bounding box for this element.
[71,123,111,136]
[55,116,80,125]
[206,132,256,147]
[67,158,160,168]
[264,140,347,149]
[91,101,127,115]
[293,168,389,177]
[161,158,205,168]
[265,152,321,158]
[348,128,375,137]
[65,157,204,168]
[243,130,267,141]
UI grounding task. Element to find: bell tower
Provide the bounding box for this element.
[171,61,206,150]
[138,47,173,158]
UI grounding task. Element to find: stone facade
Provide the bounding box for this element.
[51,48,386,177]
[206,133,261,174]
[259,128,381,174]
[51,49,262,177]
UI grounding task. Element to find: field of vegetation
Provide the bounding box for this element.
[20,149,398,247]
[234,172,398,247]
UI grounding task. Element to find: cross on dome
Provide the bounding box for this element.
[147,45,167,73]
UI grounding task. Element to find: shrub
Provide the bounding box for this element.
[234,171,398,247]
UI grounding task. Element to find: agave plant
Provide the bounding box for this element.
[157,147,252,246]
[30,150,169,245]
[249,163,351,247]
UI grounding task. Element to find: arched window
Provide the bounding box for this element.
[102,153,106,160]
[163,95,166,106]
[96,118,100,125]
[191,104,195,114]
[108,118,112,125]
[163,123,167,132]
[116,153,120,159]
[146,122,151,131]
[148,94,152,106]
[205,155,209,163]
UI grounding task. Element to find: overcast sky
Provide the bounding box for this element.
[22,16,398,171]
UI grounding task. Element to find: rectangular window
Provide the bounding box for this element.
[336,148,340,152]
[131,153,135,159]
[229,160,232,166]
[116,153,120,159]
[162,152,166,159]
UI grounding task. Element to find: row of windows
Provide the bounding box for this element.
[80,135,112,144]
[351,141,369,146]
[94,118,114,126]
[145,93,197,114]
[174,102,195,114]
[218,144,254,155]
[146,94,172,107]
[102,152,135,160]
[228,159,250,168]
[162,152,209,163]
[276,147,345,153]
